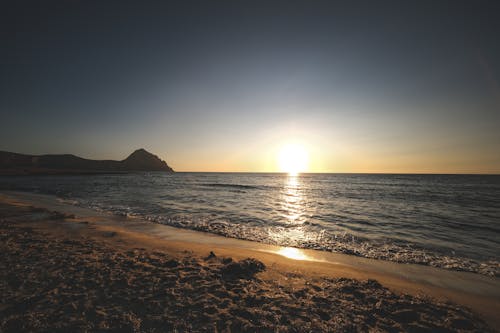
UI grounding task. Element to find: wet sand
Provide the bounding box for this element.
[0,192,498,332]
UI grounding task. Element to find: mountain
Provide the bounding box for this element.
[0,149,174,175]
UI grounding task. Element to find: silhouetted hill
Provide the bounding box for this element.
[122,149,173,171]
[0,149,174,175]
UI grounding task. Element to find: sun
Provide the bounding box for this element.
[278,143,309,175]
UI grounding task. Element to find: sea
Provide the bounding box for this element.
[1,173,499,276]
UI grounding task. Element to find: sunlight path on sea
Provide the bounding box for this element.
[281,174,304,224]
[267,174,309,245]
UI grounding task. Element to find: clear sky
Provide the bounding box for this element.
[1,1,499,173]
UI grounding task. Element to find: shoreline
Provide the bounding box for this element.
[1,191,499,331]
[2,177,496,278]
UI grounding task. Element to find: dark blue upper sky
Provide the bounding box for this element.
[1,0,499,172]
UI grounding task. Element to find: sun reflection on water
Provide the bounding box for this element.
[281,174,305,224]
[276,247,311,260]
[266,174,311,246]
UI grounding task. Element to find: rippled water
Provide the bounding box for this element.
[1,173,499,276]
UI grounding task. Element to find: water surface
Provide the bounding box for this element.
[1,173,499,275]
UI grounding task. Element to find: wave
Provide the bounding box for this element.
[137,212,500,278]
[201,183,262,190]
[49,193,500,278]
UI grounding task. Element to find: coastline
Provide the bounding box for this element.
[1,191,498,331]
[3,174,497,278]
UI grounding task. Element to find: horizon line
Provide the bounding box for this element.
[169,171,500,176]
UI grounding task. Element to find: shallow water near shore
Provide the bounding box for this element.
[1,172,499,276]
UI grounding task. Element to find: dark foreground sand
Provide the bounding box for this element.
[0,201,493,332]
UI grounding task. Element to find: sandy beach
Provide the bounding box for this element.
[0,192,498,332]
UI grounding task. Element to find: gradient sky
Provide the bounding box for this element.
[1,0,499,173]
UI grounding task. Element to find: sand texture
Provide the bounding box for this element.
[0,202,493,332]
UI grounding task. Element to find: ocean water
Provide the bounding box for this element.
[1,173,499,276]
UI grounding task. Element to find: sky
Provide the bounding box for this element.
[1,0,500,173]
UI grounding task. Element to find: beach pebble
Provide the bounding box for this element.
[391,309,420,323]
[221,258,266,280]
[205,251,217,260]
[164,259,179,268]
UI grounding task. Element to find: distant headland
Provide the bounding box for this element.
[0,148,174,175]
